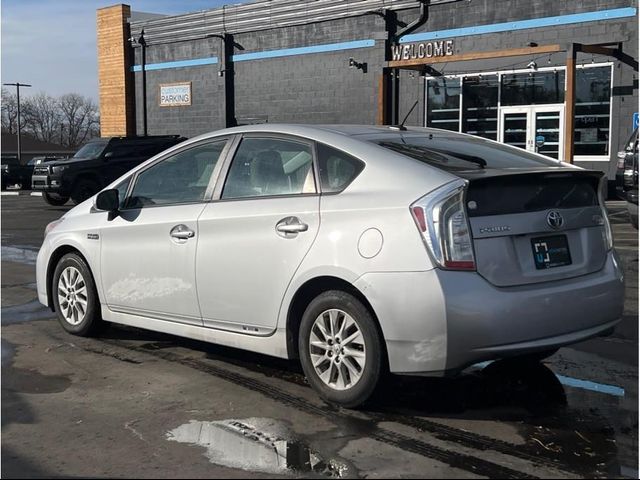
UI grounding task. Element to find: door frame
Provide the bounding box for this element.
[499,104,565,161]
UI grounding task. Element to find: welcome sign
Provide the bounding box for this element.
[391,40,455,61]
[159,82,192,107]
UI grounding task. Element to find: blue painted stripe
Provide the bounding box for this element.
[400,7,637,43]
[233,39,375,62]
[555,374,625,397]
[132,56,218,72]
[131,39,375,72]
[472,361,625,397]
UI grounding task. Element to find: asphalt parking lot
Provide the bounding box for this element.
[1,194,638,478]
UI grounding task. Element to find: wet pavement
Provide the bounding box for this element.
[1,195,637,478]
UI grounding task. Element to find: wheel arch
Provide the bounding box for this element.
[285,275,388,368]
[46,244,101,311]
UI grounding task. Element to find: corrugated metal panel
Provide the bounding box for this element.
[129,0,460,45]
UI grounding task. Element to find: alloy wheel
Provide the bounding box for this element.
[309,309,366,391]
[57,266,88,325]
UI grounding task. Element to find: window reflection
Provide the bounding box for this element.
[575,66,611,156]
[501,71,565,106]
[462,75,499,140]
[426,78,460,132]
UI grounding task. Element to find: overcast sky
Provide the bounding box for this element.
[1,0,248,100]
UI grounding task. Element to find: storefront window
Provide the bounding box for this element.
[574,66,611,156]
[426,78,460,132]
[501,71,565,106]
[462,75,499,140]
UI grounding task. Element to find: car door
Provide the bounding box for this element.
[100,138,230,325]
[196,135,320,334]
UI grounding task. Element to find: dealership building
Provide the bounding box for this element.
[96,0,638,180]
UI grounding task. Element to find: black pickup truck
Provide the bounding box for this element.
[32,135,185,205]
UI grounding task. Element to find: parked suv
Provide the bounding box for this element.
[1,156,32,190]
[37,125,624,408]
[32,135,185,205]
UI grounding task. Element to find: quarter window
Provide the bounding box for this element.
[114,178,131,208]
[222,138,315,199]
[316,143,364,193]
[127,141,226,207]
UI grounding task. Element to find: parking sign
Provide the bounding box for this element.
[633,112,639,130]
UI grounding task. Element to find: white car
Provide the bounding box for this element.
[37,125,624,407]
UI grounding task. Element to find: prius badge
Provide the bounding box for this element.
[479,225,511,234]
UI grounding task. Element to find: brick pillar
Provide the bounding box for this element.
[97,4,135,137]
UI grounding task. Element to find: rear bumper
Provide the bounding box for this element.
[355,250,624,375]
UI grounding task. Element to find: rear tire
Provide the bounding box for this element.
[71,178,100,205]
[52,253,103,336]
[299,290,382,408]
[43,192,69,206]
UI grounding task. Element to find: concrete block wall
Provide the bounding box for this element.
[232,14,386,126]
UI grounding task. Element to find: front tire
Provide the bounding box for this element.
[52,253,103,336]
[299,290,382,408]
[43,192,69,206]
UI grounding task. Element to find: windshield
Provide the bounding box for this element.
[73,141,108,159]
[370,132,561,172]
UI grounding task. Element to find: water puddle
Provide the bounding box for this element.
[2,366,71,394]
[1,246,39,265]
[1,299,54,325]
[167,418,353,477]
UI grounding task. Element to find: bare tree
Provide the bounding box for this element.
[2,90,100,148]
[58,93,100,148]
[22,92,60,144]
[1,88,19,134]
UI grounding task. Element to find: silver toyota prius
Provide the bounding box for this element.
[36,125,625,407]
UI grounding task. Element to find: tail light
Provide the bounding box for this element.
[410,180,476,271]
[598,177,613,251]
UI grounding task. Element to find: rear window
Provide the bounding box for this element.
[466,172,600,217]
[317,143,364,193]
[371,133,560,172]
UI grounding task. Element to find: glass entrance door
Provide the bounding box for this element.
[500,106,564,161]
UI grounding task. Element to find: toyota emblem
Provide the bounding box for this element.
[546,210,564,229]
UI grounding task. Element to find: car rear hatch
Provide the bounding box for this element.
[462,169,610,287]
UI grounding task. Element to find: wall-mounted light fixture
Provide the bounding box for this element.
[349,57,367,73]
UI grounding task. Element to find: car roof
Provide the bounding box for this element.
[209,124,446,138]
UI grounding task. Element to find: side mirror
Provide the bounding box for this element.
[104,152,114,159]
[95,189,119,212]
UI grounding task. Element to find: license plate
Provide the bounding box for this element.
[531,235,572,270]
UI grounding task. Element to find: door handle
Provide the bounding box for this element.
[170,224,195,241]
[275,217,308,237]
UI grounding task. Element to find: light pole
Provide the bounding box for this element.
[3,82,32,164]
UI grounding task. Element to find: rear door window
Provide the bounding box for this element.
[221,137,316,199]
[316,143,364,193]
